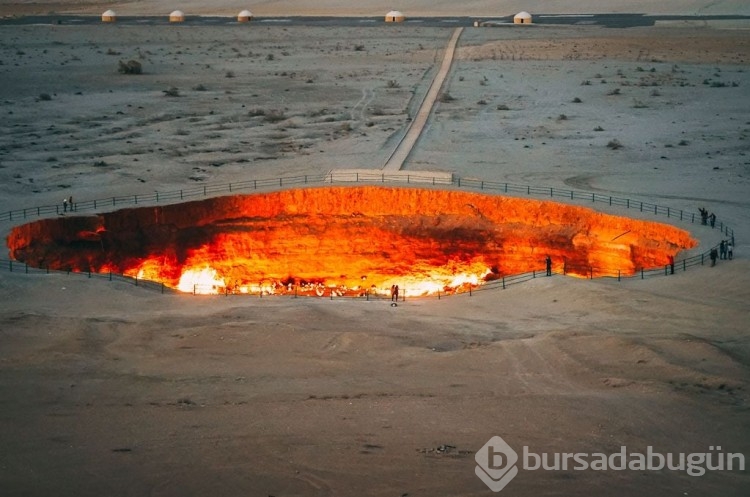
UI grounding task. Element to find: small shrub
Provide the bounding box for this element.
[118,59,142,74]
[572,97,582,103]
[496,104,510,111]
[557,114,568,121]
[353,44,365,51]
[193,84,207,91]
[581,80,591,86]
[37,93,52,101]
[225,70,235,78]
[678,139,689,146]
[264,109,286,122]
[477,99,487,105]
[650,89,661,97]
[162,87,180,97]
[438,92,455,103]
[248,108,266,117]
[594,126,605,131]
[266,53,275,61]
[632,99,648,108]
[607,139,623,150]
[386,80,400,89]
[607,88,621,96]
[106,48,121,56]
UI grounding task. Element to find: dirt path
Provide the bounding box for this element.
[382,27,463,171]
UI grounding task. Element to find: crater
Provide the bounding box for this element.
[6,186,697,296]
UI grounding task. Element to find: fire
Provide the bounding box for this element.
[177,266,226,294]
[5,186,697,296]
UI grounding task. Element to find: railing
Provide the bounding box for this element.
[0,172,736,241]
[0,172,736,298]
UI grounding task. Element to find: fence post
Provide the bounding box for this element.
[469,286,472,296]
[617,270,620,282]
[683,260,686,272]
[134,195,138,205]
[641,268,644,279]
[590,267,593,279]
[9,260,12,272]
[25,263,28,274]
[109,271,112,281]
[640,202,643,212]
[135,275,138,286]
[502,277,505,289]
[438,290,440,300]
[156,192,159,202]
[161,283,164,294]
[532,270,536,279]
[627,199,629,209]
[229,183,232,192]
[701,253,704,265]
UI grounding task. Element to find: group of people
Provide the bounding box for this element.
[62,195,74,213]
[390,284,400,302]
[710,240,734,266]
[698,207,717,228]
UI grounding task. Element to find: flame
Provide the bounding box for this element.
[6,186,698,296]
[177,266,226,294]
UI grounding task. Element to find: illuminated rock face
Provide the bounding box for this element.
[6,186,696,295]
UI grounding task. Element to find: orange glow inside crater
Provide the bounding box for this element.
[6,186,697,296]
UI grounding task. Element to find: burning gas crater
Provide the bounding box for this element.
[7,186,696,296]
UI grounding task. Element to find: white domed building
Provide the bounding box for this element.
[513,11,532,24]
[385,10,405,23]
[101,9,116,22]
[237,10,253,22]
[169,10,185,23]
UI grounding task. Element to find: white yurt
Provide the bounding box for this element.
[513,11,532,24]
[101,9,116,22]
[385,10,405,23]
[237,10,253,22]
[169,10,185,23]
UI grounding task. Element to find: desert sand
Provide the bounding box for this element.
[1,3,749,496]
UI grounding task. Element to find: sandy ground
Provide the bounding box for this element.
[1,11,750,497]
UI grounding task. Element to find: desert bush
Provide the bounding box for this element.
[264,109,286,122]
[386,80,400,88]
[572,97,582,103]
[632,99,648,108]
[162,87,180,97]
[477,99,487,105]
[37,93,52,101]
[678,139,689,146]
[438,92,455,103]
[607,139,623,150]
[496,104,510,111]
[353,44,365,51]
[650,89,661,96]
[225,70,235,78]
[118,59,142,74]
[607,88,621,96]
[266,53,275,61]
[581,80,591,86]
[594,126,605,131]
[106,48,121,56]
[193,84,207,91]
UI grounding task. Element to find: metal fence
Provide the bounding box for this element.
[0,172,736,299]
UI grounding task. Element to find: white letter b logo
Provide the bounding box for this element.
[475,435,519,492]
